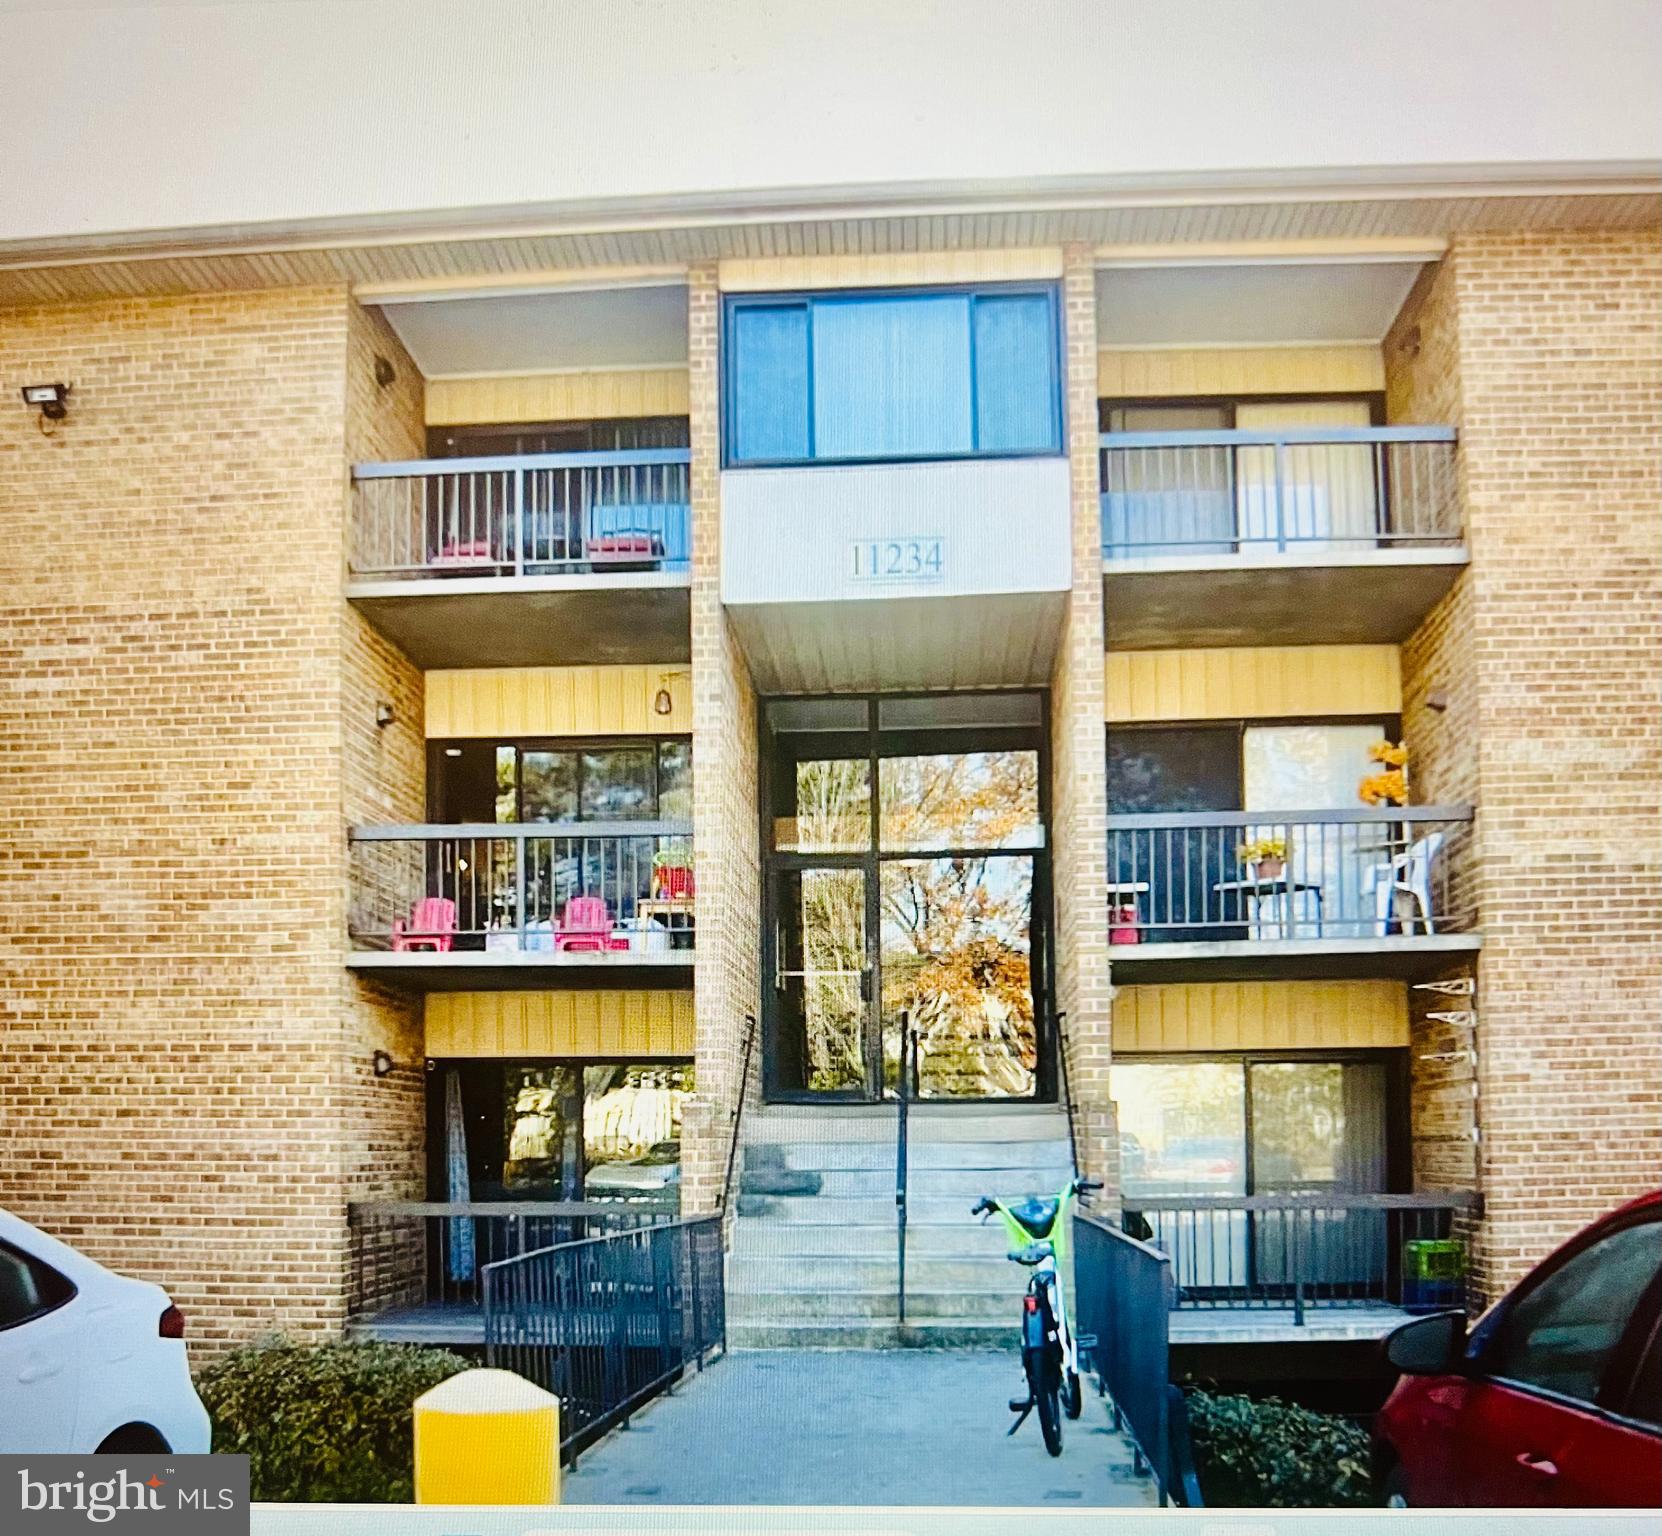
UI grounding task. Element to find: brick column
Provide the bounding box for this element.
[1048,244,1117,1195]
[1391,229,1662,1300]
[683,261,762,1219]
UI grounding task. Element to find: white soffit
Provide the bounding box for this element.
[379,284,689,377]
[1096,262,1427,347]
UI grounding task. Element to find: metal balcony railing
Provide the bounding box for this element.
[1099,427,1458,557]
[1105,806,1475,944]
[1121,1192,1480,1322]
[351,449,691,579]
[348,821,696,954]
[484,1216,726,1461]
[348,1200,669,1319]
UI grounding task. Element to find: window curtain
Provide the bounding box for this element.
[443,1068,475,1283]
[730,304,810,461]
[1235,399,1378,548]
[972,293,1056,453]
[811,294,973,459]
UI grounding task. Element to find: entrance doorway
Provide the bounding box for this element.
[761,693,1052,1103]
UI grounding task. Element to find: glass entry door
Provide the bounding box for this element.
[773,864,875,1098]
[764,694,1049,1102]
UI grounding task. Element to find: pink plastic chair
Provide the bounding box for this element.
[391,897,456,952]
[555,896,630,952]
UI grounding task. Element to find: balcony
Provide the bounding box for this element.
[348,449,691,668]
[1126,1192,1480,1346]
[1105,806,1479,981]
[347,821,695,990]
[1099,427,1464,648]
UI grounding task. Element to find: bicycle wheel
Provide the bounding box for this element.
[1063,1368,1083,1420]
[1035,1379,1064,1456]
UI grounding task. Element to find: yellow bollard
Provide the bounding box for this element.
[413,1367,561,1505]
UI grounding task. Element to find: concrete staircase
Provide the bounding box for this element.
[727,1102,1075,1348]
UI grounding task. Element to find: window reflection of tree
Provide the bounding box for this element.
[802,867,866,1090]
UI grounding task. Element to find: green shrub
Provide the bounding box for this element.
[197,1339,471,1502]
[1182,1388,1373,1507]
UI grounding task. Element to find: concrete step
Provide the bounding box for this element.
[742,1139,1073,1173]
[741,1166,1073,1199]
[730,1220,1023,1258]
[729,1255,1018,1291]
[728,1287,1020,1323]
[735,1193,1059,1224]
[725,1318,1019,1350]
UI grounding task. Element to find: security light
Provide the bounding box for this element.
[20,382,70,420]
[375,700,396,728]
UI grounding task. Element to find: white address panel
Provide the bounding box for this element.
[720,457,1071,606]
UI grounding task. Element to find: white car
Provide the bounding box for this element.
[0,1208,212,1453]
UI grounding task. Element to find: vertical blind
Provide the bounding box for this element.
[726,285,1061,464]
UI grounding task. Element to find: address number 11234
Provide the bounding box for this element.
[850,536,945,582]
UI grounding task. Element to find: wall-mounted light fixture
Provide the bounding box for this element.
[373,355,397,389]
[1395,325,1422,360]
[375,700,397,729]
[21,382,71,433]
[372,1049,395,1078]
[1426,687,1450,713]
[654,669,690,716]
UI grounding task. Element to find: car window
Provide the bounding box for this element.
[0,1241,75,1329]
[1484,1218,1662,1406]
[1623,1316,1661,1430]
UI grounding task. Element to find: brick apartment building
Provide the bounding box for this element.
[1,3,1658,1363]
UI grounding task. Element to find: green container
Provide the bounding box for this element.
[1404,1238,1466,1281]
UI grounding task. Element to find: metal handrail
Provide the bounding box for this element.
[1099,427,1456,449]
[1054,1012,1081,1183]
[355,448,693,479]
[719,1014,758,1214]
[1074,1208,1176,1503]
[350,819,692,841]
[1121,1191,1480,1323]
[351,448,692,580]
[1099,425,1460,555]
[1104,805,1471,831]
[482,1214,724,1462]
[895,1015,916,1328]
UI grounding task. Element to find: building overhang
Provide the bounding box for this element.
[1104,548,1469,649]
[346,951,694,993]
[346,575,691,669]
[1107,933,1482,984]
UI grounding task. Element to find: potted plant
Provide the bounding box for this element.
[1236,834,1288,882]
[652,840,695,900]
[1360,740,1410,808]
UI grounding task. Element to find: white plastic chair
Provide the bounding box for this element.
[1364,831,1445,935]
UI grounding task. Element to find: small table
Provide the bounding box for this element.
[637,898,695,947]
[1211,876,1324,940]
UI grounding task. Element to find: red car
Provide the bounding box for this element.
[1375,1191,1661,1507]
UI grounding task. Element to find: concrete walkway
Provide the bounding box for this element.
[563,1350,1157,1506]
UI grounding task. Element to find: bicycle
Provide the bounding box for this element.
[971,1176,1102,1456]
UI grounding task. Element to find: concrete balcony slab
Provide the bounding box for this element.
[345,948,692,992]
[1103,546,1467,649]
[346,573,690,669]
[1107,932,1482,983]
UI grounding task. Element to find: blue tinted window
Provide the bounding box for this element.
[973,293,1058,453]
[813,294,973,459]
[729,303,810,462]
[724,284,1059,465]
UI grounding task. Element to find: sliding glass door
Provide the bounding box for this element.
[1116,1056,1391,1295]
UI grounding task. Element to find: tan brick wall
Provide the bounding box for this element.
[1391,229,1662,1299]
[1050,245,1117,1194]
[684,262,761,1218]
[341,300,428,1221]
[0,286,430,1352]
